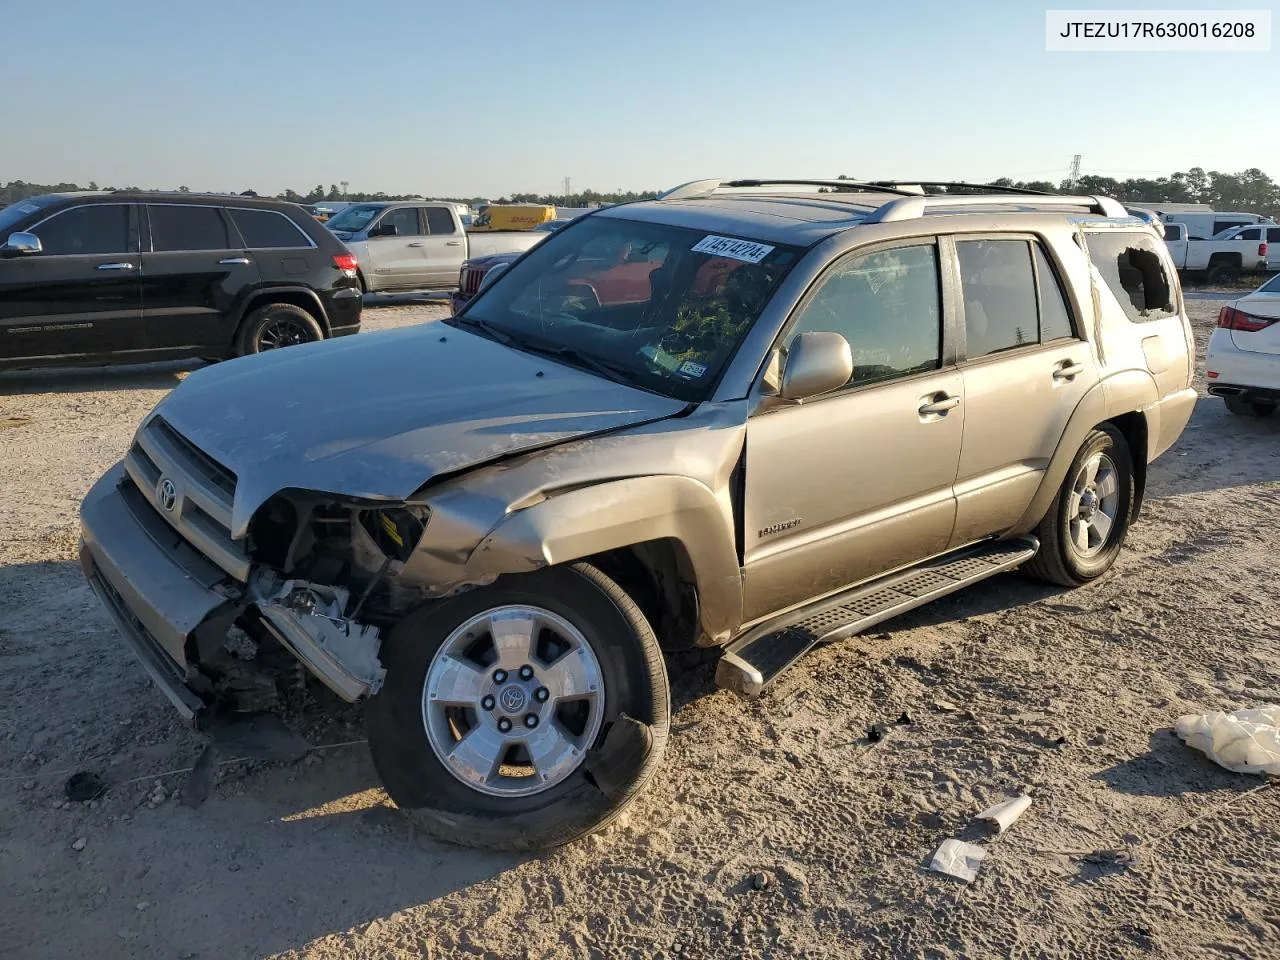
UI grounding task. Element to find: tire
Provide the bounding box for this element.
[1206,261,1240,286]
[234,303,325,356]
[1224,395,1276,418]
[1025,425,1135,587]
[367,562,670,850]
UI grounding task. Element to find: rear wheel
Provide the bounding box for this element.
[367,563,669,850]
[1206,261,1240,285]
[1224,395,1277,418]
[1025,425,1135,587]
[234,303,324,356]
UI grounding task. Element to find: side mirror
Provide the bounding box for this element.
[1,232,42,258]
[370,221,398,237]
[476,262,510,294]
[779,331,853,401]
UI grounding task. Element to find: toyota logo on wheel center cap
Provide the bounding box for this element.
[156,477,177,513]
[499,686,527,713]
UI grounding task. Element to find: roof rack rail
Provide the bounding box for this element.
[870,180,1055,196]
[655,179,919,201]
[866,192,1130,223]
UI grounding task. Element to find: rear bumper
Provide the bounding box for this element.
[79,463,239,720]
[326,287,363,336]
[1206,329,1280,393]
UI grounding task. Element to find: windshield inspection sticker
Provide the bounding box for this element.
[678,360,708,379]
[691,235,775,264]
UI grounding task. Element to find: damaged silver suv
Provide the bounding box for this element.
[80,179,1197,849]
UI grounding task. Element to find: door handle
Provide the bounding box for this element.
[445,240,462,246]
[1053,361,1086,381]
[918,394,961,416]
[406,241,426,247]
[96,262,135,271]
[218,257,252,265]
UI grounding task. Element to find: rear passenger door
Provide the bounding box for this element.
[422,206,466,285]
[0,203,143,364]
[365,206,429,288]
[947,236,1098,547]
[140,204,260,354]
[741,239,964,622]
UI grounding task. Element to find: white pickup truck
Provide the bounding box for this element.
[326,201,545,294]
[1161,221,1280,284]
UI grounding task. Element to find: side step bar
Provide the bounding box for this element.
[715,538,1039,699]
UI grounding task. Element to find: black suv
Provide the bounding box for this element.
[0,192,362,371]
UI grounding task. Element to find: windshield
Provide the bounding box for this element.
[0,195,59,234]
[455,216,801,401]
[326,204,383,233]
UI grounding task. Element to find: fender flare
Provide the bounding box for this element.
[462,475,743,644]
[236,285,331,333]
[1010,369,1158,534]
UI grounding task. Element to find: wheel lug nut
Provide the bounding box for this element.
[534,687,549,703]
[524,713,539,728]
[497,717,512,733]
[519,664,535,681]
[492,669,508,684]
[481,695,495,711]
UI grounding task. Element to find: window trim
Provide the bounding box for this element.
[948,232,1080,366]
[756,236,950,403]
[225,206,317,250]
[25,202,140,257]
[143,202,239,254]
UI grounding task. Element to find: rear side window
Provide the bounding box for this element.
[229,208,311,248]
[956,239,1039,357]
[1268,228,1280,244]
[425,207,456,234]
[31,204,133,255]
[1033,244,1076,341]
[149,205,230,252]
[1084,232,1177,323]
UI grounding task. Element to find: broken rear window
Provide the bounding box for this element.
[1084,232,1177,324]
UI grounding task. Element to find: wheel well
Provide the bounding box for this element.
[240,290,329,335]
[1104,411,1148,518]
[1207,252,1242,268]
[587,539,701,652]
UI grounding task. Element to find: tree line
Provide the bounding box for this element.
[4,169,1278,217]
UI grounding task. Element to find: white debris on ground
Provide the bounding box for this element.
[1175,705,1280,775]
[929,839,987,883]
[976,794,1033,834]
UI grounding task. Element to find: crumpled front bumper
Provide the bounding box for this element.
[79,463,239,721]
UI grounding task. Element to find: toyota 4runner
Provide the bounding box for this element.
[79,179,1197,849]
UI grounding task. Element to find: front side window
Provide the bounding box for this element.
[957,239,1039,356]
[458,216,800,401]
[785,244,941,387]
[1237,228,1261,241]
[377,207,423,237]
[230,208,310,248]
[1084,231,1177,323]
[149,205,230,252]
[30,204,133,255]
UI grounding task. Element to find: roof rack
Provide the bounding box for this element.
[870,180,1055,196]
[655,178,1129,221]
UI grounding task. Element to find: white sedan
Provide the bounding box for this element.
[1206,273,1280,417]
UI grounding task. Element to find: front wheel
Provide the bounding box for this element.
[1025,425,1135,587]
[367,563,670,850]
[1224,395,1276,418]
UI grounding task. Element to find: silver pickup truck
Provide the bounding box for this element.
[326,200,544,294]
[80,179,1196,851]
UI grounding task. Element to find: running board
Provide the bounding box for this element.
[715,538,1039,699]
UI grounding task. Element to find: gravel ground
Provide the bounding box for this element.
[1,296,1277,960]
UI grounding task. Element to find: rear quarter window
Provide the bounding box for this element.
[229,208,312,248]
[1084,232,1177,323]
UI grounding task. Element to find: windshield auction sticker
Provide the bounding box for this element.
[691,235,776,264]
[1046,9,1270,51]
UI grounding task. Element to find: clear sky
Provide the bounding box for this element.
[3,0,1275,197]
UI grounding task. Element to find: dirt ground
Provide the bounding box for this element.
[1,294,1277,960]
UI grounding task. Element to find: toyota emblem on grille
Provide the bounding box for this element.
[156,477,177,513]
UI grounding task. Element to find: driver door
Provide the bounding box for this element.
[741,239,964,623]
[365,206,429,287]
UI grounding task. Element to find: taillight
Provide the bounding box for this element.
[1218,304,1277,333]
[333,253,358,273]
[1261,242,1269,258]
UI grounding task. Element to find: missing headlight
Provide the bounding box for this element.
[358,506,428,563]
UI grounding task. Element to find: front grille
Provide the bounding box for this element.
[123,417,249,581]
[460,265,483,297]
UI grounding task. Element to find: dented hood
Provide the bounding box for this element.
[154,324,686,537]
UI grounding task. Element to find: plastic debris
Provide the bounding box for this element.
[1174,705,1280,775]
[928,839,986,883]
[976,794,1032,834]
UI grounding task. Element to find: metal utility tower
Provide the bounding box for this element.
[562,177,571,198]
[1068,155,1081,189]
[340,180,348,200]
